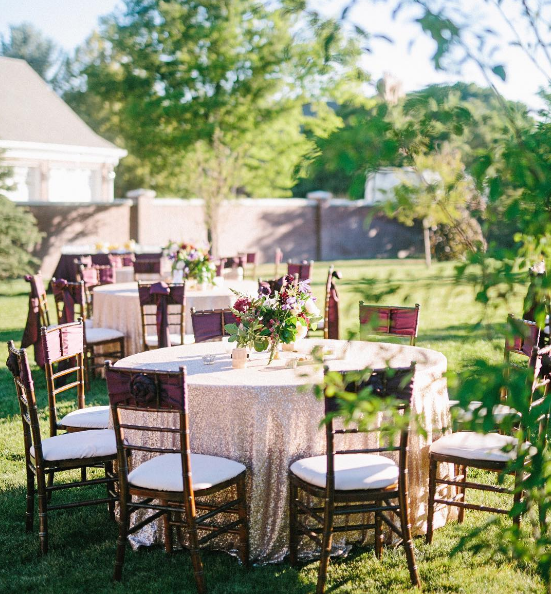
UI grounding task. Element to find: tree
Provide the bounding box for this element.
[0,22,65,89]
[0,157,42,280]
[308,0,551,587]
[382,146,484,266]
[63,0,362,252]
[294,82,531,200]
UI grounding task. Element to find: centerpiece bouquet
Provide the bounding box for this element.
[163,241,215,284]
[225,275,322,363]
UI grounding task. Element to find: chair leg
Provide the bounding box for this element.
[46,469,54,502]
[37,473,48,555]
[457,465,467,524]
[426,457,437,544]
[289,480,299,567]
[374,512,383,559]
[316,499,335,594]
[236,474,250,568]
[105,462,116,521]
[185,512,207,594]
[114,496,129,581]
[398,492,421,588]
[25,466,35,532]
[161,500,173,554]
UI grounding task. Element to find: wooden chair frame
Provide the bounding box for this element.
[238,252,257,280]
[105,363,249,592]
[52,279,125,383]
[133,257,163,281]
[426,345,551,542]
[138,281,186,351]
[359,302,420,346]
[28,272,51,328]
[287,260,314,281]
[289,364,420,592]
[6,341,117,555]
[190,308,237,343]
[41,321,89,436]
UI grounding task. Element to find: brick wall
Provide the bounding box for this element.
[19,193,422,277]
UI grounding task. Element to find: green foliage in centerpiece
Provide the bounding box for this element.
[163,241,215,284]
[225,276,322,362]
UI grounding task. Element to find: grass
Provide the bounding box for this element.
[0,259,545,593]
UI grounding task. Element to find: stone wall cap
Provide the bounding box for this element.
[126,188,157,199]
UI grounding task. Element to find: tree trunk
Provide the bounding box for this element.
[423,218,432,268]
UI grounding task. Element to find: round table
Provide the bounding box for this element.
[93,280,258,355]
[114,338,453,562]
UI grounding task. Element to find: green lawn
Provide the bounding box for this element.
[0,259,544,594]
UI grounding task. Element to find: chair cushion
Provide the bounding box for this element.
[31,429,116,462]
[128,453,246,492]
[86,327,125,343]
[290,453,399,491]
[145,333,184,347]
[85,318,94,330]
[430,431,517,462]
[60,406,110,429]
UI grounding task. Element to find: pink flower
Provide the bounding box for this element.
[233,298,251,314]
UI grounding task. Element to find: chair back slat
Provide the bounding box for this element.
[191,308,238,343]
[359,302,420,345]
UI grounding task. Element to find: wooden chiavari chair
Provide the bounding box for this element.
[310,266,342,339]
[238,252,258,279]
[190,308,239,343]
[427,344,551,542]
[287,260,314,281]
[105,363,249,592]
[359,302,420,346]
[51,279,125,383]
[134,257,162,281]
[6,341,117,555]
[138,281,187,350]
[42,321,110,435]
[289,364,420,592]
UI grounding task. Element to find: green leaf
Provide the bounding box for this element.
[491,64,506,81]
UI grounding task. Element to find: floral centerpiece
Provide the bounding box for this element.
[225,275,322,362]
[163,241,215,284]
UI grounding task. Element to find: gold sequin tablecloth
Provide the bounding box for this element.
[93,280,258,355]
[113,338,453,562]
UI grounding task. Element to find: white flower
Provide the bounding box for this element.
[295,320,308,340]
[175,260,185,270]
[304,298,320,316]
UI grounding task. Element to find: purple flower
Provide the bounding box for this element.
[188,251,199,261]
[298,279,311,293]
[258,283,271,296]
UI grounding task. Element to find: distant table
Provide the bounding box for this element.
[114,338,453,562]
[94,280,258,355]
[52,252,162,282]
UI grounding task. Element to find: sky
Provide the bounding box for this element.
[0,0,549,111]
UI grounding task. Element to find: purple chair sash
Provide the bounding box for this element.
[21,275,46,368]
[52,280,86,324]
[191,310,238,343]
[106,365,186,410]
[138,283,186,349]
[42,323,84,363]
[360,307,419,337]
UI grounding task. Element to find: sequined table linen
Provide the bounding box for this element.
[113,339,452,562]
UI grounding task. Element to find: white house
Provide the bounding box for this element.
[364,167,421,204]
[0,57,126,202]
